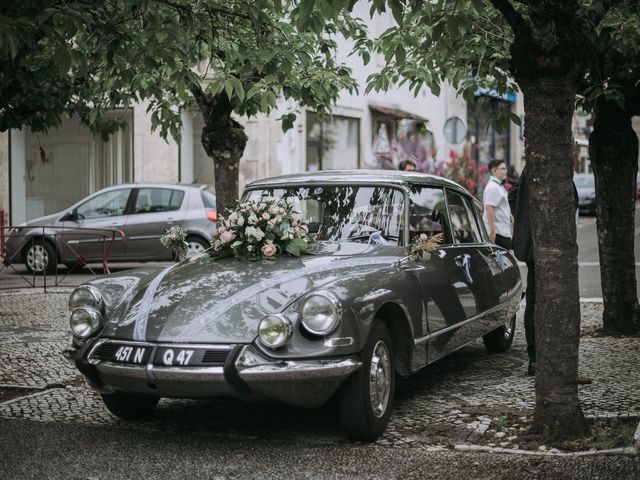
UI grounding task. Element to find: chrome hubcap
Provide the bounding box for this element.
[186,241,205,258]
[369,340,391,418]
[503,316,515,339]
[26,245,48,272]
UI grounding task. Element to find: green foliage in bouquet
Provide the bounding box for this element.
[160,225,188,260]
[407,232,444,261]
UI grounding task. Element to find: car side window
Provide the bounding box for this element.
[134,188,184,214]
[408,186,451,244]
[445,190,482,244]
[76,189,131,219]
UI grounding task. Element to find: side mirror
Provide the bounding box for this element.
[61,210,77,222]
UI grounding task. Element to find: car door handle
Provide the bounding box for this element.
[454,254,473,284]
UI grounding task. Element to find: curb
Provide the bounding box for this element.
[454,444,637,457]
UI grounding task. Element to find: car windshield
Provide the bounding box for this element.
[243,185,405,245]
[574,174,594,188]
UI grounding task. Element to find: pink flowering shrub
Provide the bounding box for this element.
[442,143,487,197]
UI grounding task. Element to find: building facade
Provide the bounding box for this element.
[0,6,527,226]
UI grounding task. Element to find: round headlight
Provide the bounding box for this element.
[300,292,341,335]
[258,315,292,349]
[69,285,104,311]
[70,307,103,339]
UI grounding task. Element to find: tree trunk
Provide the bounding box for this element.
[589,100,640,334]
[191,86,248,216]
[520,77,590,438]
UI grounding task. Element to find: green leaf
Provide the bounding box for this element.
[224,78,234,100]
[389,0,403,25]
[470,0,485,13]
[285,243,301,256]
[509,112,521,126]
[395,44,406,65]
[230,77,244,102]
[53,46,71,74]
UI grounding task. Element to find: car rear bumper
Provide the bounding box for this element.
[65,340,361,408]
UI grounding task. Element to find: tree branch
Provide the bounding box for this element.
[488,0,529,37]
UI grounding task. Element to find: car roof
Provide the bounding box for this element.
[99,183,212,192]
[246,170,467,193]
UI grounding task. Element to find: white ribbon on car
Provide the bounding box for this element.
[133,264,176,341]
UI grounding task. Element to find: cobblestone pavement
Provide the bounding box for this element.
[0,289,638,452]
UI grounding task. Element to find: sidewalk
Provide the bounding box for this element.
[0,288,638,455]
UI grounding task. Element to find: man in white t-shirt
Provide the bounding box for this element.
[482,159,513,249]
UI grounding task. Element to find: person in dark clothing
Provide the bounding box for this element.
[509,165,592,383]
[508,166,535,375]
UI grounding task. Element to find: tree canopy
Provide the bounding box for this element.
[0,0,366,212]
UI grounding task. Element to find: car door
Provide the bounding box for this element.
[404,185,478,361]
[442,189,502,343]
[123,187,187,260]
[61,188,131,262]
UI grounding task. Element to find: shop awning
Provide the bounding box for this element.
[369,103,429,123]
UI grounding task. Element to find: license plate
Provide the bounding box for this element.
[153,347,204,367]
[97,344,151,365]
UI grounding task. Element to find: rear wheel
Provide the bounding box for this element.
[184,235,209,259]
[23,240,57,275]
[337,320,395,441]
[483,314,516,353]
[101,392,159,420]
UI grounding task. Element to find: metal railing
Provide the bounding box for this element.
[0,225,125,291]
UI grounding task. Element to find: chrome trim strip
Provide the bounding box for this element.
[413,288,524,346]
[89,338,236,351]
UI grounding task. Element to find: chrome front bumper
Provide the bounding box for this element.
[68,341,362,408]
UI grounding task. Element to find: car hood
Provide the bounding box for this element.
[23,212,63,227]
[101,242,401,343]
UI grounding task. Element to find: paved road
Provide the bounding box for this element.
[2,417,638,480]
[0,290,638,479]
[576,208,640,298]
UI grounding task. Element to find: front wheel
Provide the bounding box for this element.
[101,392,159,420]
[23,240,57,275]
[337,320,395,441]
[482,314,516,353]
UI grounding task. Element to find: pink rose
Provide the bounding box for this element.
[262,212,270,220]
[220,230,235,244]
[261,243,277,257]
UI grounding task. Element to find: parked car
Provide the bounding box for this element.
[65,170,523,441]
[574,173,596,215]
[3,184,217,273]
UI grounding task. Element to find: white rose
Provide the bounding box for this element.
[236,215,245,226]
[248,213,259,225]
[262,212,270,221]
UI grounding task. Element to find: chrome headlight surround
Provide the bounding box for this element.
[69,285,104,312]
[69,307,103,339]
[300,291,342,336]
[258,314,293,349]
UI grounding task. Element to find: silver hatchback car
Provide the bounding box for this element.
[3,184,217,273]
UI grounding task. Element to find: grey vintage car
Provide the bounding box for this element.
[65,171,523,441]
